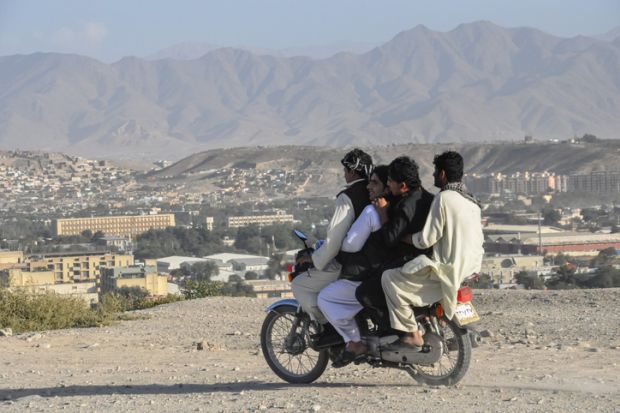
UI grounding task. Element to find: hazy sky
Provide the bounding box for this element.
[1,0,618,62]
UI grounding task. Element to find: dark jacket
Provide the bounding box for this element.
[378,188,434,269]
[353,188,435,311]
[338,188,434,281]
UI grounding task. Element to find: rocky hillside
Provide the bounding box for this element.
[142,140,620,195]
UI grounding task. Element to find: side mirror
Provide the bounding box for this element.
[293,229,308,241]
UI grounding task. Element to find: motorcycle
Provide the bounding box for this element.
[260,230,482,385]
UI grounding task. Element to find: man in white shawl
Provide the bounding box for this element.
[381,151,484,349]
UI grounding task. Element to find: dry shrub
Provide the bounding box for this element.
[0,289,108,334]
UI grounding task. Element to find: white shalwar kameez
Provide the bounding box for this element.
[317,204,381,342]
[291,179,366,323]
[381,190,484,332]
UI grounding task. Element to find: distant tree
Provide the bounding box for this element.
[169,267,189,279]
[92,230,105,240]
[514,270,545,290]
[581,133,598,143]
[0,270,8,288]
[546,264,578,289]
[104,286,151,311]
[234,225,262,254]
[220,280,256,297]
[591,247,617,268]
[189,261,219,282]
[244,271,258,280]
[582,266,620,288]
[581,208,605,223]
[81,229,93,239]
[228,274,243,283]
[235,224,303,255]
[508,214,529,225]
[134,227,223,259]
[264,253,285,280]
[181,280,223,299]
[116,285,149,301]
[542,206,561,226]
[469,273,494,289]
[259,224,299,251]
[599,247,618,261]
[553,252,573,266]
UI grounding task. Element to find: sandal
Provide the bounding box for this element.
[332,350,365,368]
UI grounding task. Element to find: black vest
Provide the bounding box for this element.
[337,189,435,281]
[337,229,389,282]
[337,179,370,220]
[335,179,377,281]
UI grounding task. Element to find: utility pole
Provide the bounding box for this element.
[538,211,543,255]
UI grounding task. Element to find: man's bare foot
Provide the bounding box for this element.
[346,341,367,356]
[332,341,367,368]
[400,331,424,347]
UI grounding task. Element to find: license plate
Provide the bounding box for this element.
[454,302,480,326]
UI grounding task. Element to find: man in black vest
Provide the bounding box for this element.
[355,156,434,326]
[293,149,372,341]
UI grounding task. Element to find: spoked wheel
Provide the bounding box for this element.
[260,305,329,383]
[405,317,471,386]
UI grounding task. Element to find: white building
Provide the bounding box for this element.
[204,253,270,274]
[156,256,210,273]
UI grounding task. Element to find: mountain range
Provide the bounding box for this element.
[145,41,379,61]
[1,21,619,160]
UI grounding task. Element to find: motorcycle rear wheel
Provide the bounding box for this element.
[406,317,471,386]
[260,305,329,384]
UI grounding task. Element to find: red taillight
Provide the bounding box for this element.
[286,263,294,273]
[435,304,444,318]
[457,286,473,303]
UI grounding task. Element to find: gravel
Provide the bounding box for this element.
[0,289,619,412]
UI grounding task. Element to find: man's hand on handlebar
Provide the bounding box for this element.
[296,253,313,266]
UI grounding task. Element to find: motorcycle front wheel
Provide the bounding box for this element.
[260,304,329,384]
[406,317,472,386]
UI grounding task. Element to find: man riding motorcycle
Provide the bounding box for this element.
[260,151,483,386]
[318,156,435,366]
[382,151,484,350]
[292,148,373,345]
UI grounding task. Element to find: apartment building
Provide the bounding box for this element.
[0,250,24,270]
[28,251,134,283]
[99,265,168,297]
[484,231,620,255]
[1,268,98,306]
[568,171,620,193]
[227,212,294,228]
[53,214,175,238]
[3,268,55,287]
[465,171,620,196]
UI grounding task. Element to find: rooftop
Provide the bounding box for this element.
[204,253,268,263]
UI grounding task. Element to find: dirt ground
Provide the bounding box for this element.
[1,289,619,412]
